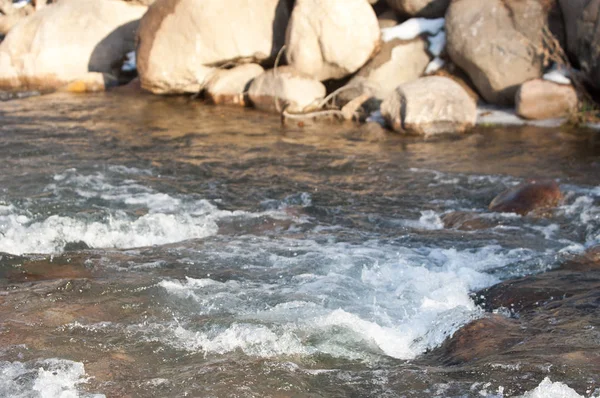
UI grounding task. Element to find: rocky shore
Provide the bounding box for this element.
[0,0,596,134]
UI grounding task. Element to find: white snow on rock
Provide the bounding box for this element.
[424,57,445,75]
[543,64,571,85]
[381,18,445,42]
[121,51,137,72]
[428,30,446,57]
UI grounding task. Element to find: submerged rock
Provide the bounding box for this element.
[0,0,146,91]
[446,0,545,105]
[430,258,600,384]
[137,0,293,94]
[441,211,495,231]
[205,64,264,107]
[247,66,326,114]
[516,79,578,120]
[285,0,380,81]
[380,76,476,135]
[385,0,450,18]
[488,179,562,216]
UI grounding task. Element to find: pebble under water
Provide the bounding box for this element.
[0,92,600,397]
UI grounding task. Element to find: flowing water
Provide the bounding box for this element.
[0,92,599,397]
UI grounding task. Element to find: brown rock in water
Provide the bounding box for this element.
[488,180,562,216]
[205,64,264,107]
[441,211,495,231]
[247,66,326,114]
[516,79,578,120]
[385,0,450,18]
[446,0,546,105]
[285,0,381,81]
[137,0,293,94]
[380,76,476,135]
[341,37,431,102]
[0,0,146,91]
[436,314,522,365]
[561,245,600,272]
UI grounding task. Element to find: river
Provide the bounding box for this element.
[0,92,599,397]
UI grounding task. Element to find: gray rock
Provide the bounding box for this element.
[380,76,476,135]
[285,0,381,81]
[516,79,578,120]
[205,64,264,107]
[559,0,600,90]
[0,0,146,91]
[385,0,450,18]
[446,0,545,105]
[137,0,293,94]
[247,66,326,114]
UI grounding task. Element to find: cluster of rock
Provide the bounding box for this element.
[0,0,597,134]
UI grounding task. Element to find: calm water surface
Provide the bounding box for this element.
[0,92,599,397]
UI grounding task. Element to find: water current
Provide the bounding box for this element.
[0,92,599,397]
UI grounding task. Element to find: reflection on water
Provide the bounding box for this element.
[0,92,599,397]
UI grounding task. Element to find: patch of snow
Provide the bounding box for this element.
[428,30,446,57]
[12,0,30,9]
[121,51,136,73]
[381,18,445,42]
[424,57,445,75]
[366,110,386,126]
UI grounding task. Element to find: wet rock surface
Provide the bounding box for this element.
[425,246,600,395]
[489,179,563,216]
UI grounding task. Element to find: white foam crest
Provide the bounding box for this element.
[559,195,600,244]
[153,241,529,360]
[0,358,104,398]
[166,323,309,357]
[401,210,444,230]
[519,377,583,398]
[0,210,219,254]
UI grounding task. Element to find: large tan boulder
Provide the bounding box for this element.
[205,64,264,107]
[247,66,326,114]
[559,0,600,90]
[0,0,146,91]
[446,0,546,106]
[137,0,293,94]
[0,0,35,36]
[285,0,380,81]
[516,79,578,120]
[385,0,450,18]
[380,76,476,135]
[344,37,430,101]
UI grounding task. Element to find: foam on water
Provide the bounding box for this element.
[0,168,302,255]
[518,378,585,398]
[146,239,540,360]
[0,358,104,398]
